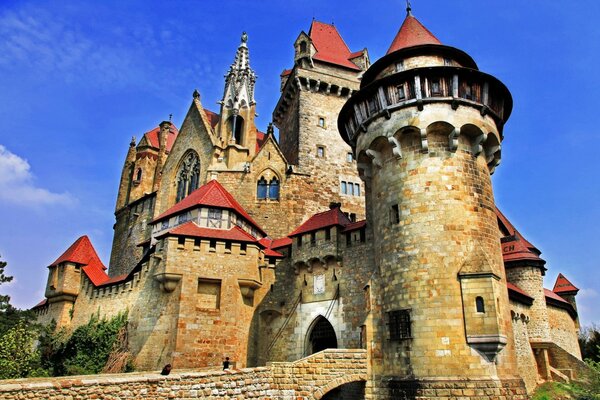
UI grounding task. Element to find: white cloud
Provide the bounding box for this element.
[0,145,74,206]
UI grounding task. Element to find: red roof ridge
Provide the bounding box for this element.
[386,14,441,55]
[544,288,570,304]
[342,220,366,232]
[553,273,579,294]
[271,237,293,249]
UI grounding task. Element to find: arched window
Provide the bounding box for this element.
[176,152,201,203]
[257,177,268,200]
[476,296,485,313]
[257,175,280,201]
[230,115,244,144]
[268,177,280,200]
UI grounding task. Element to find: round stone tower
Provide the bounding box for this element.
[338,8,526,399]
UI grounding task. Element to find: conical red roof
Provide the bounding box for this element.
[308,20,362,70]
[50,235,110,286]
[386,14,441,55]
[553,273,579,294]
[289,207,351,237]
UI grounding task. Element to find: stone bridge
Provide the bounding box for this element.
[0,349,367,400]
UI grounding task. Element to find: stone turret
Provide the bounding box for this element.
[115,136,137,211]
[338,8,524,398]
[152,120,172,192]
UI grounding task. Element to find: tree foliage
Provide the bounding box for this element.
[0,320,40,379]
[39,311,130,376]
[579,325,600,362]
[0,255,14,312]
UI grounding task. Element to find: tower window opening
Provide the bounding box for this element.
[355,183,360,196]
[317,146,325,157]
[476,296,485,313]
[300,41,307,52]
[230,115,244,144]
[367,97,379,115]
[134,168,142,182]
[347,152,354,162]
[240,242,247,254]
[325,228,331,241]
[396,85,406,101]
[318,117,325,127]
[297,235,303,248]
[430,78,442,96]
[388,309,411,340]
[341,181,347,194]
[177,237,185,247]
[310,232,316,245]
[391,204,400,224]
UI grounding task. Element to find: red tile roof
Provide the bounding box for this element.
[289,207,352,237]
[544,288,570,305]
[496,207,544,265]
[256,130,266,153]
[153,179,266,235]
[308,21,361,71]
[33,299,48,309]
[258,237,285,258]
[281,69,292,77]
[507,282,533,300]
[203,109,220,128]
[162,221,259,242]
[386,14,441,55]
[271,237,292,249]
[553,273,579,294]
[50,236,110,286]
[342,220,366,232]
[143,123,179,152]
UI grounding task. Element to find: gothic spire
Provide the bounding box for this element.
[221,32,257,111]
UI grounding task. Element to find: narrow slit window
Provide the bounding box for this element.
[391,204,400,224]
[476,296,485,313]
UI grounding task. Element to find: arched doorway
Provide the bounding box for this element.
[308,316,337,354]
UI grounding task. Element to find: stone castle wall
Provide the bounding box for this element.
[547,305,581,358]
[509,300,539,393]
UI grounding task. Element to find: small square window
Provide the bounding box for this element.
[225,241,232,252]
[240,242,247,254]
[317,146,325,157]
[177,237,185,246]
[209,239,217,251]
[161,220,169,230]
[346,152,353,163]
[318,117,325,127]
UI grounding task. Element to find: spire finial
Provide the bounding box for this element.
[193,89,200,100]
[241,31,248,44]
[169,113,173,122]
[406,0,412,16]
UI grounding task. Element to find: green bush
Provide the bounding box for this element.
[40,311,129,376]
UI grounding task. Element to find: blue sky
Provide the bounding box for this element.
[0,1,598,326]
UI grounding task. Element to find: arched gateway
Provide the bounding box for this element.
[307,316,337,355]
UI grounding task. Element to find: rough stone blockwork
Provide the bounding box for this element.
[0,349,367,400]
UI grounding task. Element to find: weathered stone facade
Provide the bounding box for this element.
[31,11,584,400]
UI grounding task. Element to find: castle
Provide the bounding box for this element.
[32,8,584,399]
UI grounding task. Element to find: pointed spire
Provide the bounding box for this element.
[221,32,257,110]
[553,273,579,294]
[386,9,441,55]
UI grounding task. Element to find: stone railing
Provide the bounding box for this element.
[0,349,368,400]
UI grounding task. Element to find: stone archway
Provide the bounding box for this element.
[308,316,337,355]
